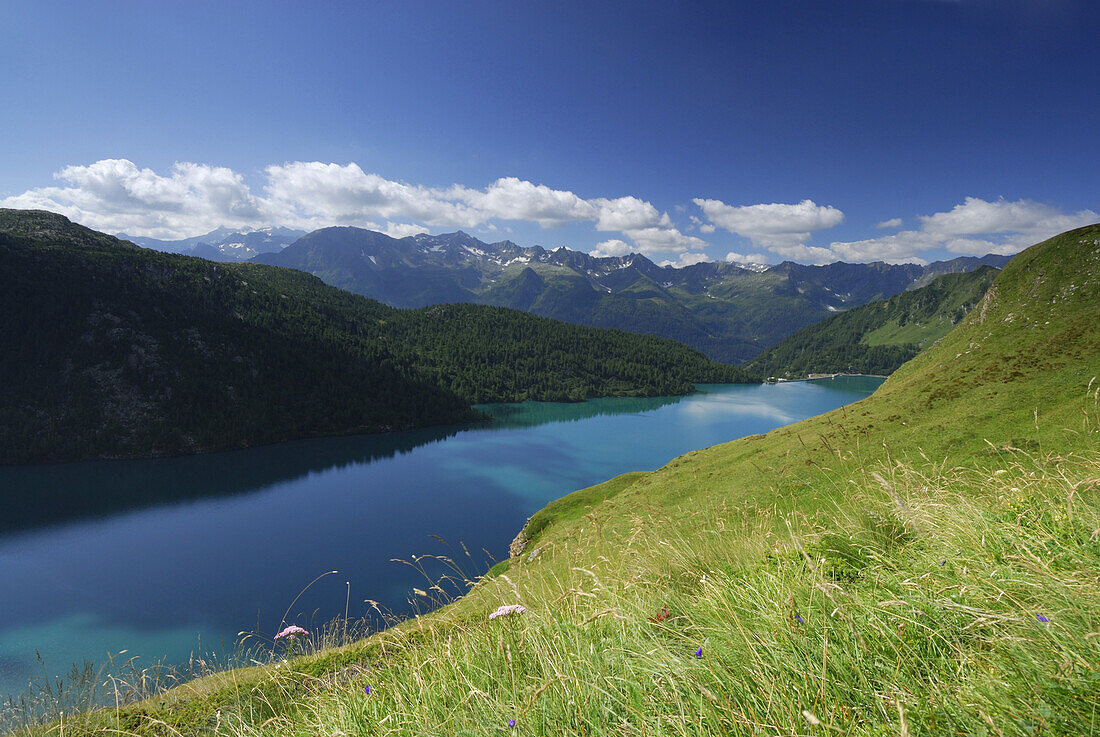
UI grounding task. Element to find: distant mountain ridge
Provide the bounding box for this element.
[120,226,306,262]
[253,227,1012,362]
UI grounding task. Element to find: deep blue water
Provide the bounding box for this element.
[0,377,882,698]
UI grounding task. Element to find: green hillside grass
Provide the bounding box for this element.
[8,225,1099,735]
[748,266,1000,378]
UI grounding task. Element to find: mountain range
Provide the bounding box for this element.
[120,226,306,262]
[251,227,1012,363]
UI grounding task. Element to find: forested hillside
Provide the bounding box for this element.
[387,303,748,402]
[747,266,1000,378]
[0,210,750,463]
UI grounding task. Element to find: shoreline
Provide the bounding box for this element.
[771,372,889,383]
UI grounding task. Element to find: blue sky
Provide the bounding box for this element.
[1,0,1097,265]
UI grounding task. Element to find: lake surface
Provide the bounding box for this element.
[0,377,882,699]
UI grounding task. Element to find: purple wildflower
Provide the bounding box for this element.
[489,604,527,620]
[795,613,804,624]
[364,685,370,695]
[508,718,516,728]
[1036,614,1049,623]
[694,646,703,658]
[274,625,310,641]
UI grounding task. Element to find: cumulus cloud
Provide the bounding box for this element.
[265,161,484,229]
[941,237,1029,256]
[693,197,845,261]
[621,225,709,254]
[770,244,845,264]
[0,159,264,238]
[919,197,1097,239]
[826,230,938,262]
[659,252,710,268]
[725,251,770,265]
[826,197,1097,262]
[689,194,1095,264]
[2,159,707,261]
[589,239,634,258]
[448,176,595,227]
[592,195,670,232]
[695,194,1095,263]
[695,197,844,238]
[688,215,716,233]
[384,222,431,239]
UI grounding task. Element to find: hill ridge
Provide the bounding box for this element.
[747,265,1001,378]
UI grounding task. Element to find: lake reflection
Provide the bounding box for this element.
[0,377,882,698]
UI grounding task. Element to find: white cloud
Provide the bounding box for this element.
[264,161,483,229]
[449,176,596,227]
[384,222,430,239]
[621,225,709,254]
[826,197,1098,263]
[659,252,710,268]
[884,256,929,266]
[919,197,1098,239]
[942,237,1027,256]
[695,198,844,241]
[693,194,1094,264]
[687,215,716,233]
[590,239,634,258]
[693,198,844,261]
[767,243,843,264]
[592,195,669,231]
[0,159,263,239]
[725,251,770,265]
[826,230,938,262]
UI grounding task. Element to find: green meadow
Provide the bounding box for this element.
[9,225,1100,735]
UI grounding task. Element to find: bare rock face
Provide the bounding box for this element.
[508,522,530,558]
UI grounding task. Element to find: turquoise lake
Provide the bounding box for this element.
[0,377,883,699]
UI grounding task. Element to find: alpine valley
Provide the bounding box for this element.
[248,227,1011,363]
[0,210,748,464]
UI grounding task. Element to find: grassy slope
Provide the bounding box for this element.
[747,266,1000,379]
[20,225,1100,736]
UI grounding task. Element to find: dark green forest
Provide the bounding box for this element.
[0,210,752,463]
[746,267,999,379]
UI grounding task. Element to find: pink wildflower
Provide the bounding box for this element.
[489,604,527,620]
[274,625,310,640]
